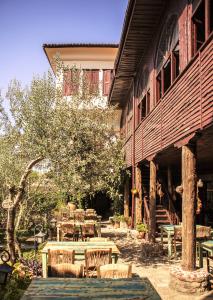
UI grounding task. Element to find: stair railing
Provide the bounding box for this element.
[158,177,180,225]
[143,196,150,225]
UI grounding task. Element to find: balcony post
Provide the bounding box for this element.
[124,177,130,218]
[149,160,157,242]
[135,165,142,224]
[181,143,197,271]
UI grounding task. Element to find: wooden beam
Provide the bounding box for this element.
[149,160,157,242]
[135,165,142,224]
[124,177,130,218]
[181,143,197,271]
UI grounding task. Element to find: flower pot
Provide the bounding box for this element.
[68,203,76,211]
[114,221,120,229]
[120,221,128,229]
[137,231,146,239]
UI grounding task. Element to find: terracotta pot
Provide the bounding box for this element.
[68,203,76,211]
[114,221,120,229]
[137,231,146,239]
[120,221,128,229]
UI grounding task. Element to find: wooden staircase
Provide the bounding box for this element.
[156,204,172,227]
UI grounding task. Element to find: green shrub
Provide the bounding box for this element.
[136,223,148,232]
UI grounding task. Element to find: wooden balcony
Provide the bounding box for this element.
[124,35,213,167]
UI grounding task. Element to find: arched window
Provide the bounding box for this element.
[156,15,178,72]
[155,15,179,103]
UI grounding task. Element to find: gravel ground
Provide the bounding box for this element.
[101,226,213,300]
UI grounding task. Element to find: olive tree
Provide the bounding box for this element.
[0,64,125,261]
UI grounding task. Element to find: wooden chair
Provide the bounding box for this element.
[85,248,112,277]
[207,253,213,273]
[81,224,96,241]
[174,226,211,258]
[48,250,76,277]
[74,211,85,224]
[173,227,182,257]
[60,208,70,221]
[97,264,132,279]
[89,237,109,242]
[60,223,79,241]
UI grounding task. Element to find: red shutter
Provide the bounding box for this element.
[63,70,79,96]
[103,70,111,96]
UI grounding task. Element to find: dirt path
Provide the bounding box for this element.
[101,227,213,300]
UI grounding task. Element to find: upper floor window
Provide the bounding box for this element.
[192,0,212,56]
[103,70,112,96]
[137,89,150,125]
[155,15,179,103]
[63,69,80,96]
[83,70,99,94]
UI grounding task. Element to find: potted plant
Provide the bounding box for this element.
[119,215,128,229]
[136,223,147,239]
[113,215,120,229]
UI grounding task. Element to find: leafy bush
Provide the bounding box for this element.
[136,223,148,232]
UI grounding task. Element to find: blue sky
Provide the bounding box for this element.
[0,0,127,93]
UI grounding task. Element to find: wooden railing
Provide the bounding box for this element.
[124,34,213,167]
[158,177,180,225]
[143,196,150,225]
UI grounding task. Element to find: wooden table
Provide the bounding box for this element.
[41,241,120,278]
[21,278,161,300]
[198,240,213,268]
[57,222,101,241]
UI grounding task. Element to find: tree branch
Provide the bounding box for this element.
[13,157,43,207]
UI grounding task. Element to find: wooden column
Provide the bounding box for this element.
[149,160,157,243]
[135,165,142,224]
[182,143,197,271]
[124,177,130,218]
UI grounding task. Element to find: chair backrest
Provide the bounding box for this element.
[97,264,132,279]
[174,227,182,240]
[50,263,83,278]
[89,237,109,242]
[196,226,211,239]
[61,223,76,235]
[85,248,112,269]
[74,211,85,223]
[85,214,97,221]
[48,249,75,265]
[81,224,95,237]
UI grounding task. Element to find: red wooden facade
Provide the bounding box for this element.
[109,0,213,231]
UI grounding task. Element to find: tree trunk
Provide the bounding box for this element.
[6,157,43,262]
[135,166,142,224]
[149,160,157,243]
[124,177,129,218]
[181,143,197,271]
[6,207,16,262]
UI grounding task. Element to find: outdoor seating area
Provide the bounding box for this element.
[56,208,102,242]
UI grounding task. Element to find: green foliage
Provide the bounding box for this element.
[136,223,148,233]
[0,60,126,242]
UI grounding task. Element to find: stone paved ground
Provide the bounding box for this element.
[101,226,213,300]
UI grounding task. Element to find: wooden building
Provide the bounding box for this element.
[109,0,212,271]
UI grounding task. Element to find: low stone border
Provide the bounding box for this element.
[169,265,209,294]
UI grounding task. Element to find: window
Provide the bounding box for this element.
[103,70,112,96]
[137,90,150,125]
[146,90,150,115]
[83,70,99,94]
[63,70,80,96]
[172,43,180,80]
[192,0,212,55]
[155,15,179,103]
[163,57,171,93]
[156,71,162,103]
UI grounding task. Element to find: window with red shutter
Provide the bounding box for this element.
[63,70,80,96]
[83,70,99,94]
[103,70,111,96]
